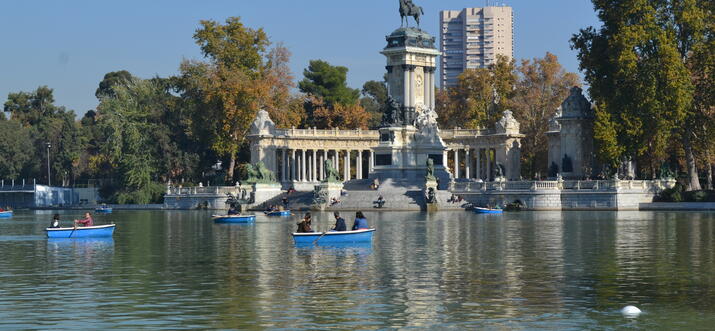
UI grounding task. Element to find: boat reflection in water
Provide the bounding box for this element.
[47,237,115,249]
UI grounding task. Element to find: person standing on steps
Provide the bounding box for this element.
[352,211,369,230]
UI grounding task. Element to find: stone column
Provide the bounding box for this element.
[357,150,363,179]
[323,149,328,179]
[403,66,410,107]
[318,152,323,181]
[409,67,415,108]
[311,150,317,182]
[333,150,338,174]
[486,149,492,181]
[290,149,295,181]
[369,150,374,173]
[465,148,471,179]
[429,68,436,109]
[346,150,352,180]
[343,151,349,181]
[281,149,287,182]
[476,149,482,180]
[443,150,449,174]
[454,149,460,179]
[301,149,306,182]
[424,68,432,109]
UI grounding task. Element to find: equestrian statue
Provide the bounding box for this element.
[399,0,424,28]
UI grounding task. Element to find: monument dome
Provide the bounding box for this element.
[385,27,436,49]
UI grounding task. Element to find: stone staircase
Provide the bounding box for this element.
[248,191,314,211]
[249,179,468,212]
[326,179,425,211]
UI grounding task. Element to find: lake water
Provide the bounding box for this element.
[1,210,715,329]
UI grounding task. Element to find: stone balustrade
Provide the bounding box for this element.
[450,179,676,210]
[275,127,379,138]
[166,185,244,196]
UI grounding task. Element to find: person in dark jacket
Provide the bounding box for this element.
[332,211,346,231]
[352,211,369,230]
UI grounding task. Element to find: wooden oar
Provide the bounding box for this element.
[312,230,330,245]
[69,223,77,238]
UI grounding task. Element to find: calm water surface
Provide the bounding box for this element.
[1,210,715,329]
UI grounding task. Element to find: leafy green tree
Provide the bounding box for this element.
[299,59,360,108]
[0,120,33,179]
[96,79,171,203]
[436,55,516,129]
[571,0,693,179]
[670,0,713,189]
[3,86,83,185]
[511,53,581,179]
[179,17,292,182]
[96,70,134,99]
[360,80,388,129]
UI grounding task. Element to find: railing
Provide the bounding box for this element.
[268,127,505,141]
[440,128,494,139]
[275,128,380,139]
[0,179,37,192]
[166,186,244,196]
[451,179,673,193]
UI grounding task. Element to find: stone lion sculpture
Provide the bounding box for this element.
[245,161,277,184]
[323,159,341,183]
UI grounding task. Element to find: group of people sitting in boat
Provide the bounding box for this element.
[0,206,12,212]
[296,211,369,233]
[227,205,240,216]
[264,205,286,213]
[48,212,94,228]
[448,194,464,204]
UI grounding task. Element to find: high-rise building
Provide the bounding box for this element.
[439,6,514,88]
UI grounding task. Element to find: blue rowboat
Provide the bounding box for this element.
[265,210,291,217]
[292,228,375,245]
[212,214,256,223]
[45,224,115,238]
[0,211,13,218]
[473,207,503,214]
[95,207,113,213]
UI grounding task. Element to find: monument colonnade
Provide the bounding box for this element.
[248,123,523,187]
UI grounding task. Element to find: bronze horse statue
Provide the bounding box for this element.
[400,0,424,27]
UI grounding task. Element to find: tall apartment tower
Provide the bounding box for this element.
[440,6,514,88]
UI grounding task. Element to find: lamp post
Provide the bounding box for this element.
[46,142,51,187]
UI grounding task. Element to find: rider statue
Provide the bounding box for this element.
[399,0,424,27]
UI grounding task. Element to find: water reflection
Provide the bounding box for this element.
[1,210,715,329]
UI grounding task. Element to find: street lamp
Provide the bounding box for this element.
[46,142,51,187]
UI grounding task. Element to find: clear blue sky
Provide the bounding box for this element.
[0,0,600,116]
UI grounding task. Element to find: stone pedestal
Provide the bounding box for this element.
[312,182,344,210]
[372,126,451,188]
[252,183,282,206]
[424,179,439,212]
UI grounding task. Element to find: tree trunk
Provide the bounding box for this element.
[227,152,237,184]
[684,131,701,191]
[706,149,713,190]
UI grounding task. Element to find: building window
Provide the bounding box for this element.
[376,154,392,166]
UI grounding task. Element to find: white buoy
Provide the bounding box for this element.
[621,305,642,317]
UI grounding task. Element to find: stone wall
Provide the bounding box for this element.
[452,179,674,211]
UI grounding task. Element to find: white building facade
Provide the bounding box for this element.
[440,6,514,87]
